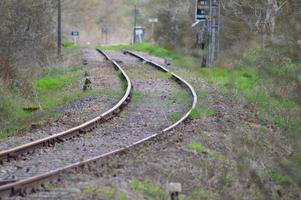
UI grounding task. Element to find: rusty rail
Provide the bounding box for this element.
[0,50,197,197]
[0,49,132,164]
[124,50,197,132]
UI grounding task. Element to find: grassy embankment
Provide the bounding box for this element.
[0,66,85,140]
[0,42,123,140]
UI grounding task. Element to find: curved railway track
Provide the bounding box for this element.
[0,50,132,166]
[0,50,197,198]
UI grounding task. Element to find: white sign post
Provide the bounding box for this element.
[71,31,79,45]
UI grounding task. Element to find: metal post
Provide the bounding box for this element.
[208,0,219,67]
[151,22,155,43]
[208,0,212,67]
[57,0,61,57]
[133,5,137,44]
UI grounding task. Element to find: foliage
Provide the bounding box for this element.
[271,171,289,185]
[218,173,234,187]
[180,188,218,200]
[35,67,81,91]
[62,41,76,48]
[131,179,166,199]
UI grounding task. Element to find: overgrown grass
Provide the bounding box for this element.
[131,179,166,199]
[271,171,289,185]
[190,143,224,160]
[0,66,123,140]
[180,188,218,200]
[34,66,83,109]
[62,40,76,48]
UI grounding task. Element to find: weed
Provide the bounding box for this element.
[131,179,166,199]
[190,143,217,158]
[132,91,145,103]
[82,184,100,198]
[271,171,289,185]
[169,112,183,122]
[218,173,233,187]
[62,40,76,47]
[180,188,218,200]
[101,186,128,200]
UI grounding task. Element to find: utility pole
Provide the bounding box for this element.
[148,18,158,43]
[208,0,219,67]
[132,5,138,44]
[57,0,61,57]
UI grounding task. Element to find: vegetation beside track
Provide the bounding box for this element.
[0,65,122,140]
[100,43,301,198]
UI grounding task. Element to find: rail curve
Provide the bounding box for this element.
[0,50,197,197]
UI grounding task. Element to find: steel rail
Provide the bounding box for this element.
[0,50,197,198]
[0,49,132,164]
[124,50,197,132]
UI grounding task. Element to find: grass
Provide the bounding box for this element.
[131,179,166,199]
[218,173,234,187]
[62,40,76,47]
[0,65,123,140]
[101,43,301,189]
[34,66,83,109]
[190,143,220,159]
[191,91,215,119]
[180,188,218,200]
[82,184,128,200]
[271,171,289,185]
[169,112,183,122]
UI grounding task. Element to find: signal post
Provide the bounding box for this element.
[194,0,220,67]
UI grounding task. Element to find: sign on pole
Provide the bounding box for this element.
[133,26,145,43]
[148,18,158,23]
[71,31,79,45]
[195,0,209,22]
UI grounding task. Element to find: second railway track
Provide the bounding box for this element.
[0,50,197,198]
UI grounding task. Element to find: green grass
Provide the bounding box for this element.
[271,171,289,185]
[0,66,123,140]
[102,186,129,200]
[62,40,77,47]
[100,43,193,64]
[199,66,301,128]
[131,179,166,199]
[169,112,183,122]
[35,67,81,91]
[180,188,218,200]
[34,66,83,109]
[218,173,234,187]
[190,143,217,158]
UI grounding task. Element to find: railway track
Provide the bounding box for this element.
[0,50,132,166]
[0,50,197,198]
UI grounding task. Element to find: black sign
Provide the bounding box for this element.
[196,0,208,21]
[71,31,79,36]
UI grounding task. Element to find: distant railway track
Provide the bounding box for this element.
[0,50,197,197]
